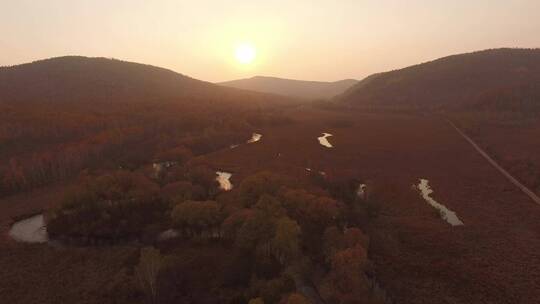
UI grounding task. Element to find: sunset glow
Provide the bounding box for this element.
[2,1,540,303]
[235,43,256,65]
[1,1,539,82]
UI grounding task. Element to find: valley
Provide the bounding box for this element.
[2,106,540,303]
[203,107,540,303]
[3,1,540,303]
[2,49,540,304]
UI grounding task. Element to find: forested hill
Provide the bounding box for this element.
[0,56,292,108]
[338,48,540,111]
[0,56,297,198]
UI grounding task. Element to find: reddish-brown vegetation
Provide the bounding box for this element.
[203,107,540,304]
[0,56,298,197]
[2,54,540,304]
[339,48,540,110]
[0,56,293,107]
[452,112,540,196]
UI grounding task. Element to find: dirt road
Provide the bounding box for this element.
[447,118,540,205]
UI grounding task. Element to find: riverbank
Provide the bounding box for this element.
[2,108,540,303]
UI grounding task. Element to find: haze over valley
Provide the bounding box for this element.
[2,2,540,304]
[219,77,358,99]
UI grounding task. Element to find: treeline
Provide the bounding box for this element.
[46,159,221,243]
[0,101,292,197]
[472,83,540,113]
[47,166,386,304]
[339,48,540,110]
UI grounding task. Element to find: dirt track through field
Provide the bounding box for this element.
[446,118,540,206]
[4,110,540,304]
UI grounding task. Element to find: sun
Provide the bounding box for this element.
[235,43,256,64]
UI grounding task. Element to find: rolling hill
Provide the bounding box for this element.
[0,56,291,108]
[219,76,357,99]
[338,48,540,110]
[0,56,297,198]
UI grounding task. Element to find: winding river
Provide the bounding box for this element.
[416,179,464,226]
[9,214,48,243]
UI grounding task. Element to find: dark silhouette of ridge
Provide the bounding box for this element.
[0,56,292,107]
[338,48,540,111]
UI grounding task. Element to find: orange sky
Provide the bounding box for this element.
[1,0,540,82]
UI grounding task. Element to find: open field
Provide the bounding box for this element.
[205,108,540,303]
[2,108,540,303]
[459,116,540,197]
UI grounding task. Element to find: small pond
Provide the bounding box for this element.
[318,133,333,148]
[247,133,262,143]
[216,171,233,191]
[357,183,367,199]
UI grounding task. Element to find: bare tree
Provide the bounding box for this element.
[136,247,162,304]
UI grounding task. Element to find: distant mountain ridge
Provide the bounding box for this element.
[338,48,540,111]
[0,56,292,108]
[219,76,358,99]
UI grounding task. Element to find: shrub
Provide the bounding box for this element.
[239,172,287,207]
[47,171,167,241]
[171,200,224,237]
[161,181,205,202]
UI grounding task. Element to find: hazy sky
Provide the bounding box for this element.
[1,0,540,82]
